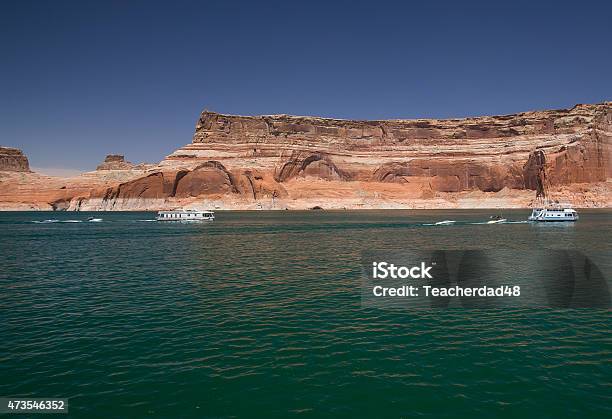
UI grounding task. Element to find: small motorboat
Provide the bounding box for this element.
[434,220,456,226]
[87,217,103,222]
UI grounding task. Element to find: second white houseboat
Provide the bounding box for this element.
[528,205,578,222]
[156,210,215,221]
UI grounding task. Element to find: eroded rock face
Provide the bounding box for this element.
[174,162,237,197]
[164,102,610,194]
[91,162,233,208]
[0,147,30,172]
[274,152,347,182]
[0,103,610,210]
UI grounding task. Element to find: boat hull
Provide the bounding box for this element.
[528,218,577,222]
[156,218,214,222]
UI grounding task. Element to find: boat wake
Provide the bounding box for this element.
[33,219,100,224]
[422,219,527,226]
[469,220,508,225]
[423,220,456,226]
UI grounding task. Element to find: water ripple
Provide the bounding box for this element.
[0,210,610,417]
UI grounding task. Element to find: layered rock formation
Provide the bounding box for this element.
[152,102,610,209]
[0,151,150,210]
[165,103,610,188]
[0,103,610,210]
[0,147,30,172]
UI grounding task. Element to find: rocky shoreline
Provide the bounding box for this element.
[1,102,610,211]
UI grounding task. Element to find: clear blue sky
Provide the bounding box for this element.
[1,0,611,171]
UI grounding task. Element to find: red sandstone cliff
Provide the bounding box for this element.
[0,103,610,210]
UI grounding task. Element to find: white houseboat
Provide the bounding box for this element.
[156,210,215,221]
[528,205,578,222]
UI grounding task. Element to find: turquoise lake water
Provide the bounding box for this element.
[1,210,610,417]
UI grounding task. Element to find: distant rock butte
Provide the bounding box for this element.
[96,154,153,171]
[96,154,134,170]
[0,147,30,172]
[0,103,610,210]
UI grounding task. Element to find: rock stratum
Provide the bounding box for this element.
[1,102,610,210]
[0,147,30,172]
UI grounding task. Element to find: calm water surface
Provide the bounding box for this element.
[1,210,610,418]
